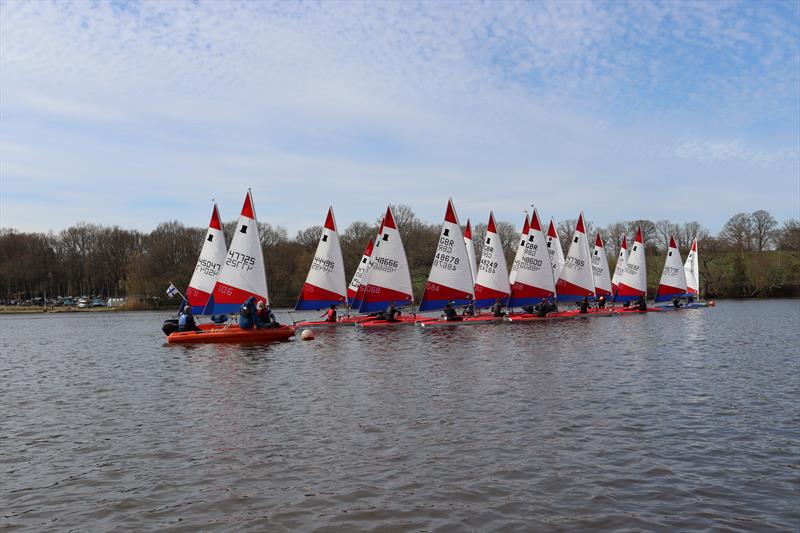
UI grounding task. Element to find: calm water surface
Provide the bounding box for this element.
[2,300,799,531]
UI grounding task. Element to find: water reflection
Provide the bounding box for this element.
[1,302,798,531]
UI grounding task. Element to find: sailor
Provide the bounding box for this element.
[521,305,535,314]
[178,306,201,332]
[636,295,647,311]
[462,298,476,317]
[547,298,558,313]
[385,303,401,322]
[256,300,279,328]
[597,295,606,309]
[444,300,462,321]
[672,296,683,309]
[579,296,590,314]
[535,298,549,317]
[320,304,337,322]
[491,298,505,317]
[239,296,257,329]
[687,295,695,304]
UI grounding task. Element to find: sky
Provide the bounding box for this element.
[1,0,798,236]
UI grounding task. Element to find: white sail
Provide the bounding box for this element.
[508,207,556,306]
[546,217,565,281]
[296,207,348,310]
[473,211,510,308]
[347,237,373,305]
[509,213,530,286]
[464,218,478,284]
[617,226,647,301]
[351,217,385,310]
[186,203,228,314]
[611,234,628,294]
[358,206,414,312]
[419,199,474,311]
[655,235,688,302]
[206,189,268,313]
[684,238,700,295]
[592,233,613,298]
[555,212,595,301]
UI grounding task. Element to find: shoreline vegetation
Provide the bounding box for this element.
[2,207,798,309]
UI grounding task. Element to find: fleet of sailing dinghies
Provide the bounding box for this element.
[464,219,478,285]
[507,208,555,307]
[592,233,612,299]
[611,234,628,296]
[167,192,711,343]
[186,203,227,314]
[295,207,348,310]
[419,199,474,311]
[357,206,415,313]
[615,226,647,302]
[654,235,688,302]
[555,212,595,301]
[346,237,373,306]
[473,212,511,308]
[684,238,700,296]
[546,218,566,281]
[204,190,269,314]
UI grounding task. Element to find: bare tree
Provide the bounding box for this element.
[720,213,753,253]
[777,218,800,251]
[751,210,778,252]
[295,226,322,252]
[678,221,708,254]
[654,219,681,253]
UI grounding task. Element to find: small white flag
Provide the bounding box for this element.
[166,284,178,298]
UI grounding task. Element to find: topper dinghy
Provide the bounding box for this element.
[592,233,613,300]
[418,199,475,312]
[295,207,348,311]
[611,234,628,297]
[546,218,566,281]
[357,206,415,319]
[654,235,688,305]
[473,211,510,308]
[185,202,228,314]
[203,189,269,315]
[464,219,478,286]
[507,208,556,308]
[555,212,595,302]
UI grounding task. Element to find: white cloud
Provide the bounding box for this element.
[0,0,797,234]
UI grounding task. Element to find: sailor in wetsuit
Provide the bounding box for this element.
[535,298,549,317]
[491,298,505,317]
[239,296,258,329]
[462,298,476,317]
[579,296,590,314]
[597,295,606,309]
[385,303,401,322]
[672,296,683,309]
[255,300,279,328]
[443,300,462,321]
[636,295,647,311]
[178,306,201,332]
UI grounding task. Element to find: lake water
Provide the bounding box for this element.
[2,300,799,531]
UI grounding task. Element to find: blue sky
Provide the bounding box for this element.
[1,0,798,235]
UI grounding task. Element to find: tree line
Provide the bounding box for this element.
[1,207,798,307]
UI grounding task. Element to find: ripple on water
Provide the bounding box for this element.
[1,301,799,531]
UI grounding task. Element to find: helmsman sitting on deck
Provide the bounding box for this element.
[178,306,201,332]
[255,300,279,328]
[443,301,463,321]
